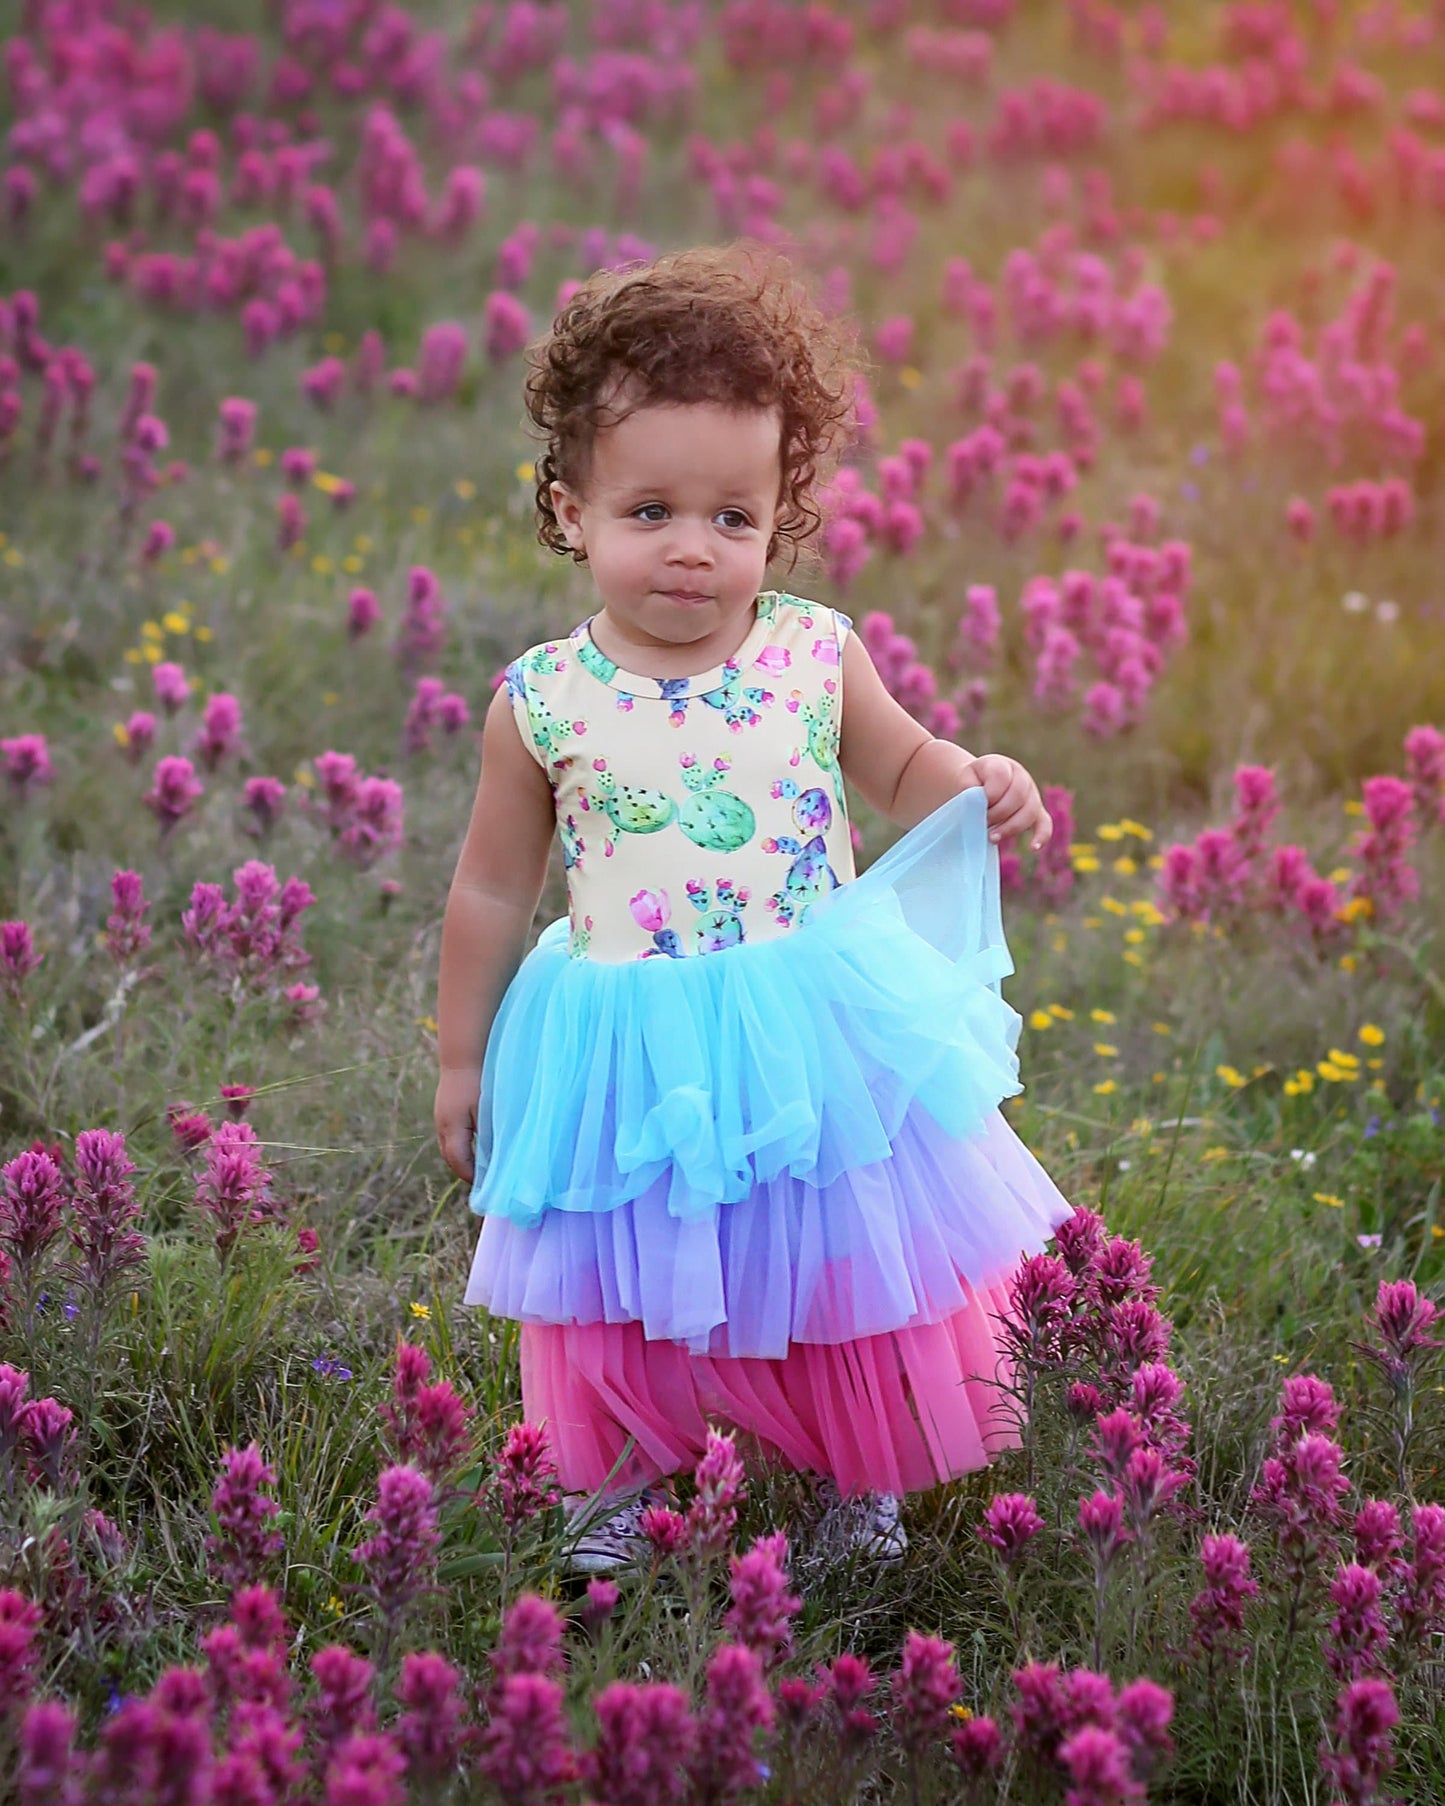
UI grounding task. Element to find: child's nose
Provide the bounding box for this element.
[666,521,715,564]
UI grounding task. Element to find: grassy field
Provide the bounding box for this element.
[1,1,1444,1800]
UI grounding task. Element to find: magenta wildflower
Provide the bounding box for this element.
[1321,1677,1398,1806]
[105,871,153,967]
[143,754,204,837]
[687,1428,746,1560]
[242,777,287,835]
[152,662,191,715]
[17,1697,81,1806]
[0,1589,43,1712]
[1003,1252,1078,1364]
[192,692,245,772]
[687,1641,773,1805]
[348,588,381,639]
[1,1149,66,1295]
[1271,1373,1339,1442]
[483,290,530,361]
[394,1649,466,1781]
[1059,1723,1144,1806]
[475,1671,578,1804]
[722,1531,800,1671]
[579,1577,619,1637]
[394,565,446,668]
[1189,1533,1258,1668]
[378,1340,473,1486]
[322,1730,407,1806]
[1054,1207,1107,1278]
[1,923,43,1000]
[118,710,157,764]
[2,733,52,795]
[890,1630,959,1754]
[1398,1501,1445,1653]
[1326,1562,1390,1682]
[1370,1278,1441,1374]
[1353,1501,1405,1577]
[490,1420,561,1529]
[338,777,405,869]
[640,1505,688,1558]
[192,1121,273,1264]
[216,397,257,464]
[352,1465,440,1635]
[307,1645,378,1772]
[493,1593,566,1681]
[1012,1660,1068,1765]
[584,1679,696,1806]
[207,1442,285,1592]
[1114,1677,1173,1778]
[69,1127,145,1302]
[980,1492,1045,1567]
[823,1651,877,1758]
[1349,774,1419,921]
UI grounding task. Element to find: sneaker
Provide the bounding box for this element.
[560,1489,653,1576]
[814,1478,909,1565]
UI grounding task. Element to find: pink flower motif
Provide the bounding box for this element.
[629,889,671,934]
[753,645,791,674]
[809,637,840,665]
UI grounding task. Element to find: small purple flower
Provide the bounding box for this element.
[489,1419,560,1529]
[1326,1562,1390,1683]
[1189,1532,1258,1661]
[0,1150,66,1282]
[1059,1723,1144,1806]
[105,870,153,967]
[143,753,204,836]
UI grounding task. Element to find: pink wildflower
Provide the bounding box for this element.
[208,1442,285,1592]
[723,1531,800,1671]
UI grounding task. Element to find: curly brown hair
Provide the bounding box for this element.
[522,240,866,572]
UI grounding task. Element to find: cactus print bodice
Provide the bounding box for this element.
[503,592,857,963]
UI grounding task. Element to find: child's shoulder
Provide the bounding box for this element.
[759,590,853,639]
[504,628,578,694]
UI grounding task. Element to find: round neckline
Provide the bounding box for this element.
[574,593,777,696]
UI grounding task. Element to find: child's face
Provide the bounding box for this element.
[549,397,784,653]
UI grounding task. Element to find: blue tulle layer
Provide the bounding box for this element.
[468,786,1025,1230]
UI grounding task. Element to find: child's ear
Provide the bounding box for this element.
[550,481,586,552]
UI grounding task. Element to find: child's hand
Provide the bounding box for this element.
[435,1067,481,1184]
[968,754,1053,853]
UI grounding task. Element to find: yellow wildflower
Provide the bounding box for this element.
[1094,1042,1119,1058]
[1215,1065,1247,1089]
[516,461,536,484]
[1028,1010,1053,1031]
[1314,1192,1346,1209]
[1048,1004,1075,1021]
[1113,856,1139,875]
[1094,1079,1118,1095]
[899,366,922,389]
[409,1302,431,1321]
[1097,824,1125,842]
[1358,1023,1385,1046]
[1091,1009,1116,1024]
[162,611,189,634]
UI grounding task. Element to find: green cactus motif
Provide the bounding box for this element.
[677,754,756,853]
[794,683,845,810]
[575,635,618,687]
[507,649,584,762]
[584,758,678,854]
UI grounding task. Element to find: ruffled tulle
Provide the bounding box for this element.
[469,786,1023,1230]
[520,1291,1021,1499]
[467,1103,1070,1357]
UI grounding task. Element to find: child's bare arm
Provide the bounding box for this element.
[837,632,1052,849]
[434,687,556,1180]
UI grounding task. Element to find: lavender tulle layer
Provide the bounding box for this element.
[464,786,1072,1356]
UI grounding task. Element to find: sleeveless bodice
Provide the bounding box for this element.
[503,591,857,963]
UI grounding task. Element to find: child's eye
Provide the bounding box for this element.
[633,504,668,522]
[717,509,751,529]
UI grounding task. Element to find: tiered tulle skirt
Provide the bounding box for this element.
[464,787,1074,1496]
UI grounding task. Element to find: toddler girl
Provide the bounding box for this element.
[436,241,1074,1573]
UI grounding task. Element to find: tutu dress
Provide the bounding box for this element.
[464,590,1074,1498]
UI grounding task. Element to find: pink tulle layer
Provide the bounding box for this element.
[520,1279,1020,1499]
